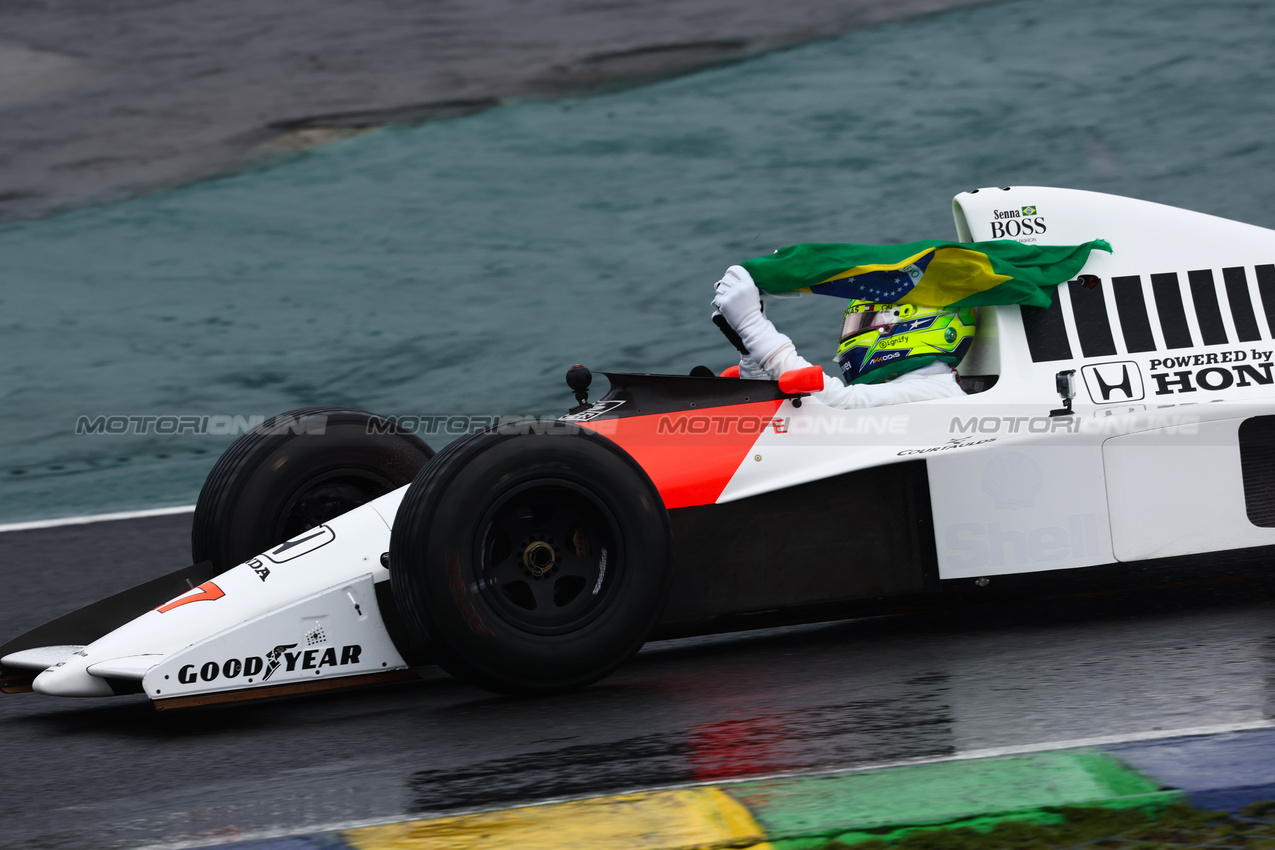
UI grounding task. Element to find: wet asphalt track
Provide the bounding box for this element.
[3,515,1275,848]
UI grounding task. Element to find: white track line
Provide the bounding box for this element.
[0,505,195,534]
[133,718,1275,850]
[911,719,1275,763]
[724,718,1275,782]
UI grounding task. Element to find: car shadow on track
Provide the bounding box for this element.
[634,571,1275,668]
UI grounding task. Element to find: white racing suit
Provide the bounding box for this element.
[739,343,965,409]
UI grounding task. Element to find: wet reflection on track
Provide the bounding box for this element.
[399,584,1275,817]
[407,669,958,812]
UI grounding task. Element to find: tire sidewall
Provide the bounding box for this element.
[194,408,432,570]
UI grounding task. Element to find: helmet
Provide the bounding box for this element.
[835,301,976,384]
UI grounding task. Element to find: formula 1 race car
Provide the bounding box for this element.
[6,185,1275,707]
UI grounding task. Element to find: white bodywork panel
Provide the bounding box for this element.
[716,396,928,502]
[88,655,162,679]
[930,443,1111,579]
[142,574,403,700]
[31,490,405,697]
[953,186,1275,271]
[2,645,84,671]
[1104,417,1275,561]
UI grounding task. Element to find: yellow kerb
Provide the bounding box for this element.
[344,786,773,850]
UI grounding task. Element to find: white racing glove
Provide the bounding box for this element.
[737,355,764,379]
[711,265,791,369]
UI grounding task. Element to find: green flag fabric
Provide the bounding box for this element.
[740,239,1112,308]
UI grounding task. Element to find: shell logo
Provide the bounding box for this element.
[979,452,1043,509]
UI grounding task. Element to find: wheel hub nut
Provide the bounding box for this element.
[523,541,556,576]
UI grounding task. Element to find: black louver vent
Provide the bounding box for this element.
[1239,416,1275,527]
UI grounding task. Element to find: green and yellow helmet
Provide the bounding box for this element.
[835,301,977,385]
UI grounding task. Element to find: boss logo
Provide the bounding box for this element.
[989,207,1047,238]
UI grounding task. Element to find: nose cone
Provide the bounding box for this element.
[33,658,115,697]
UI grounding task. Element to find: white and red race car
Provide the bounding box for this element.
[5,185,1275,707]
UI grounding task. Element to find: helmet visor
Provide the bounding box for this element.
[840,309,881,341]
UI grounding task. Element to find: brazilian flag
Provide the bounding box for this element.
[741,239,1111,309]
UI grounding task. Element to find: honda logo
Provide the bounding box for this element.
[1082,361,1145,403]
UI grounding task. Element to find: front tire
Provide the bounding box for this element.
[193,407,433,571]
[389,421,673,695]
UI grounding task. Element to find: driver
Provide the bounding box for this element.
[712,264,975,408]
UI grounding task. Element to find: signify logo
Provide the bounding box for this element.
[945,513,1100,569]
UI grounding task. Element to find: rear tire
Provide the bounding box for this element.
[389,421,673,695]
[192,407,433,571]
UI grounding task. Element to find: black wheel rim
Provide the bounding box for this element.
[474,479,622,635]
[275,468,397,541]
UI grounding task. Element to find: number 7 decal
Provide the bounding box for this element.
[156,581,225,613]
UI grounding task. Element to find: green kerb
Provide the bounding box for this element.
[722,750,1184,849]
